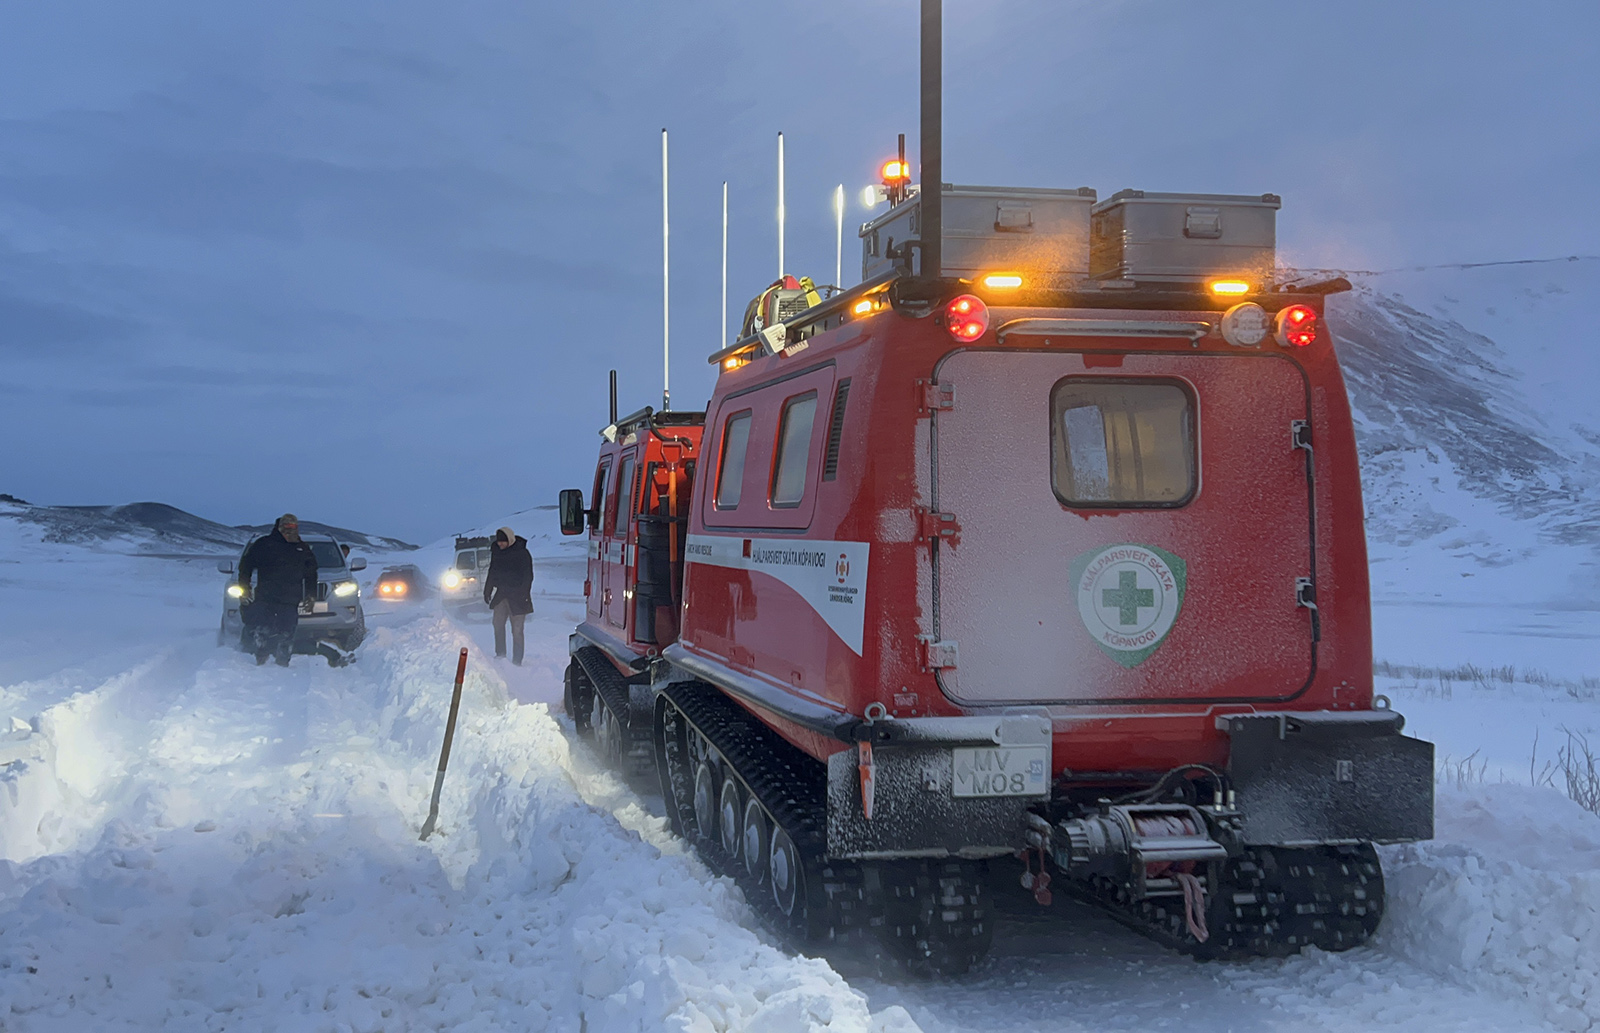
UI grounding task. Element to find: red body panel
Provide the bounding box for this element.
[673,298,1373,778]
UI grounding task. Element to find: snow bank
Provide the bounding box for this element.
[1378,785,1600,1032]
[0,616,918,1032]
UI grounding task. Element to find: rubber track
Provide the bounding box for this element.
[573,647,654,778]
[657,683,870,949]
[1074,843,1385,959]
[658,684,993,974]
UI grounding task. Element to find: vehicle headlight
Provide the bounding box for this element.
[227,584,245,598]
[333,580,359,597]
[442,571,462,589]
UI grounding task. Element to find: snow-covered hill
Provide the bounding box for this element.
[0,497,416,555]
[1323,257,1600,680]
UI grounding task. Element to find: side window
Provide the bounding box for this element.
[770,391,818,507]
[610,454,636,535]
[1051,378,1195,507]
[590,459,612,532]
[715,411,753,508]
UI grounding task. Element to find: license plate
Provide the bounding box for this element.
[952,746,1049,798]
[313,602,329,613]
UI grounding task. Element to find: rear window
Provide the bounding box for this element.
[611,454,636,533]
[1051,379,1195,507]
[715,411,752,508]
[770,392,818,507]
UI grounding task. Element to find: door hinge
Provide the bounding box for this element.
[915,507,962,547]
[919,637,959,671]
[916,378,955,414]
[1291,419,1313,452]
[1295,576,1321,643]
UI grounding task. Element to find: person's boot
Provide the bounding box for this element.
[255,652,269,666]
[274,650,291,667]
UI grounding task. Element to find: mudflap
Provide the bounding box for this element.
[825,725,1050,860]
[1222,711,1434,845]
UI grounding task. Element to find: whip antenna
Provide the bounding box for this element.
[661,128,671,411]
[721,181,729,346]
[920,0,941,279]
[833,184,845,289]
[777,132,786,279]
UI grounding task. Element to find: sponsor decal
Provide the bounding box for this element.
[685,534,871,654]
[1069,543,1187,668]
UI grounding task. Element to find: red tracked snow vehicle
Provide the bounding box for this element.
[559,178,1435,971]
[559,7,1432,974]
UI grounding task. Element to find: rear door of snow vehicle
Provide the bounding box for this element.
[604,449,637,632]
[587,458,612,622]
[931,343,1315,705]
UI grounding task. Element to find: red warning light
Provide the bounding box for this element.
[944,295,989,341]
[1275,304,1318,347]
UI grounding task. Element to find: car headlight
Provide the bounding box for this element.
[442,571,462,589]
[333,580,359,597]
[226,584,245,598]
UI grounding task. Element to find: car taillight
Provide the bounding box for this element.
[944,295,989,341]
[1275,304,1318,347]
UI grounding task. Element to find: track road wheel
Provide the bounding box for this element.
[718,776,743,859]
[769,827,802,918]
[693,762,720,852]
[740,797,768,881]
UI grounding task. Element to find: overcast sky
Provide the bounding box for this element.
[2,0,1596,543]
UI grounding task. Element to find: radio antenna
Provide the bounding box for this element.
[771,131,777,281]
[833,184,844,289]
[661,128,671,411]
[721,181,729,346]
[920,0,941,279]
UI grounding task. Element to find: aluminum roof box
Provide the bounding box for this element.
[1090,190,1280,284]
[860,184,1096,286]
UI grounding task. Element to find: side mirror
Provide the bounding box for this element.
[349,557,367,571]
[558,488,587,536]
[217,559,235,574]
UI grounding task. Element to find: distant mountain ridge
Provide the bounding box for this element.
[0,499,416,554]
[1325,257,1600,551]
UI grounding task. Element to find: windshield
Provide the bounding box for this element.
[308,541,346,569]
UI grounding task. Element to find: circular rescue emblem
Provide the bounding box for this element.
[1069,544,1187,669]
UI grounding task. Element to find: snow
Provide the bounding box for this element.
[0,515,915,1032]
[0,505,1591,1033]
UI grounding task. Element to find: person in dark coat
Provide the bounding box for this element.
[483,526,533,665]
[238,513,318,667]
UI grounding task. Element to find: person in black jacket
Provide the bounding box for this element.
[483,526,533,665]
[238,513,319,667]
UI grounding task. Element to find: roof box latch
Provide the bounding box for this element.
[995,203,1034,232]
[1184,206,1223,239]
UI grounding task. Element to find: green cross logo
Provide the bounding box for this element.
[1070,544,1187,668]
[1102,570,1155,626]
